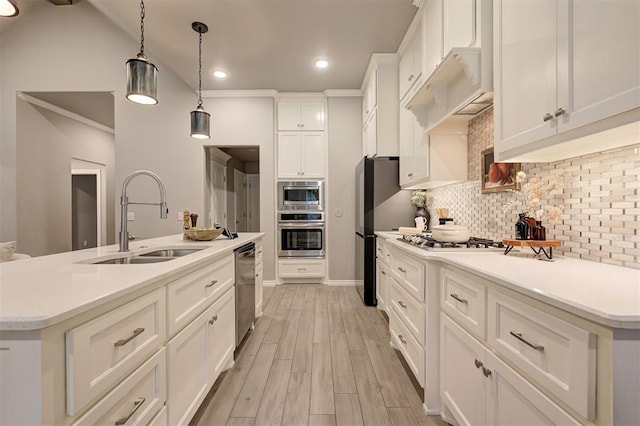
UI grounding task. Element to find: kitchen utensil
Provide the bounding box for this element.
[432,224,470,243]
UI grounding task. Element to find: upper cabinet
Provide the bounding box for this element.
[494,0,640,162]
[399,13,423,102]
[361,54,400,157]
[277,99,325,131]
[277,132,325,179]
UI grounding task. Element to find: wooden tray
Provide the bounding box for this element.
[502,239,561,260]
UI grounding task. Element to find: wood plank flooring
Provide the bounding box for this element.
[192,285,448,426]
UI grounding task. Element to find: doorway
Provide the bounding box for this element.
[71,168,103,250]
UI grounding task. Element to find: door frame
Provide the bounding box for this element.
[71,168,104,247]
[234,169,247,232]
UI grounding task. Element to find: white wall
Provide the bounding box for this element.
[327,96,363,281]
[16,99,115,256]
[204,97,276,281]
[0,2,208,246]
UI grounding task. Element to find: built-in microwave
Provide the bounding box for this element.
[277,181,324,211]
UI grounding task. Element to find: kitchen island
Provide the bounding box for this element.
[376,231,640,426]
[0,232,264,425]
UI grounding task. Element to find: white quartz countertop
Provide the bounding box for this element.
[376,231,640,329]
[0,233,264,331]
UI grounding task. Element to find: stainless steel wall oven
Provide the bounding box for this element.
[277,212,325,258]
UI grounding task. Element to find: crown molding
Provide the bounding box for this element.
[323,89,362,97]
[201,90,278,98]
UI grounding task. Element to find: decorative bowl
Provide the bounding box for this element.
[432,224,470,243]
[0,241,16,262]
[185,228,223,241]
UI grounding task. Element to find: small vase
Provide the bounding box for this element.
[533,221,546,241]
[526,216,536,240]
[415,207,431,231]
[515,213,530,240]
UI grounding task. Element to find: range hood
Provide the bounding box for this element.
[405,47,493,133]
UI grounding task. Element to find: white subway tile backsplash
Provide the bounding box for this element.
[426,108,639,269]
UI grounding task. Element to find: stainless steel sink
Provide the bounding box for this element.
[138,248,204,257]
[91,256,175,265]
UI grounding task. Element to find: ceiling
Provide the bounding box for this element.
[23,91,115,128]
[220,147,260,163]
[88,0,418,92]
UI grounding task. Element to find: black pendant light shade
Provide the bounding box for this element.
[126,0,158,105]
[0,0,19,17]
[190,21,210,139]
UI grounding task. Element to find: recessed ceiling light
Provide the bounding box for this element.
[314,59,329,69]
[213,70,228,79]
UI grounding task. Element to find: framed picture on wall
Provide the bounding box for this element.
[481,146,521,193]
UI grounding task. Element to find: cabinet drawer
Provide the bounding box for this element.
[66,288,166,416]
[255,240,263,266]
[167,253,234,337]
[389,275,425,345]
[487,290,596,420]
[72,348,166,425]
[389,246,425,302]
[441,268,486,340]
[148,405,167,426]
[389,307,424,387]
[376,239,387,261]
[279,259,325,278]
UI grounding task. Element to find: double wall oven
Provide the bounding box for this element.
[277,181,325,258]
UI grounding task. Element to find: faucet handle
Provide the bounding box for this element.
[160,202,169,219]
[128,233,136,242]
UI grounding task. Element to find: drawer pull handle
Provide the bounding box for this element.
[482,367,492,378]
[257,250,263,254]
[450,294,468,304]
[398,301,407,309]
[398,334,407,345]
[397,267,407,273]
[543,112,554,122]
[474,358,483,369]
[205,279,218,288]
[299,267,307,271]
[510,331,545,351]
[554,107,566,117]
[115,397,145,425]
[381,270,386,275]
[114,328,145,347]
[209,315,218,325]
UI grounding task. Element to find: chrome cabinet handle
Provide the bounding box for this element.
[298,267,307,271]
[510,331,545,351]
[398,301,407,309]
[482,367,492,377]
[554,107,566,117]
[474,358,483,369]
[407,173,414,177]
[397,267,407,273]
[543,113,554,122]
[114,397,145,425]
[381,270,386,275]
[398,334,407,344]
[114,328,145,347]
[209,315,218,325]
[205,279,218,288]
[408,74,414,81]
[301,123,305,128]
[257,250,262,254]
[450,294,468,304]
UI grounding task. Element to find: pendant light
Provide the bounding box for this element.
[190,22,210,139]
[0,0,19,17]
[126,0,158,105]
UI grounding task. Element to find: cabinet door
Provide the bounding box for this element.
[278,103,302,131]
[424,0,443,75]
[399,107,415,186]
[443,0,475,53]
[300,101,325,131]
[412,121,429,182]
[167,311,209,426]
[277,133,302,178]
[558,0,640,133]
[485,351,581,426]
[375,259,387,311]
[440,314,486,426]
[207,288,235,384]
[399,47,415,100]
[299,132,325,178]
[255,261,263,317]
[495,0,558,151]
[364,68,377,120]
[363,112,378,157]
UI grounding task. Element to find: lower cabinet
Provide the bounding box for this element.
[441,314,581,425]
[278,258,326,279]
[255,240,264,317]
[375,258,388,311]
[167,287,235,426]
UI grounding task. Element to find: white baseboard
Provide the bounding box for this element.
[263,280,277,287]
[423,402,440,416]
[325,280,359,287]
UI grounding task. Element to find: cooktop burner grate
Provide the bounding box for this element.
[397,234,505,250]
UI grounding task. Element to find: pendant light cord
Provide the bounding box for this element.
[198,30,203,107]
[139,0,145,54]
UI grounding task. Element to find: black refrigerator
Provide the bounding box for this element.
[355,156,414,306]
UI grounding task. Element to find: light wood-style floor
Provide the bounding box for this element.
[192,285,448,426]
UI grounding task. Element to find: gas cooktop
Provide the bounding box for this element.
[397,233,505,251]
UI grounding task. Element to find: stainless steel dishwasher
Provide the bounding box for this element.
[234,242,256,347]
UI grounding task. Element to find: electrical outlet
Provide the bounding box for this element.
[127,212,135,221]
[177,211,184,221]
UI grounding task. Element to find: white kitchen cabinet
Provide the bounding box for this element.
[494,0,640,162]
[278,258,326,279]
[277,100,325,131]
[167,287,235,426]
[360,54,399,157]
[398,15,422,101]
[423,0,443,76]
[443,0,476,54]
[277,132,325,178]
[375,258,388,312]
[399,106,429,187]
[255,239,263,317]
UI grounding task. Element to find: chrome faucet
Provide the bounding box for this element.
[119,170,168,252]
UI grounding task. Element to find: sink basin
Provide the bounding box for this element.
[91,256,175,265]
[139,248,204,258]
